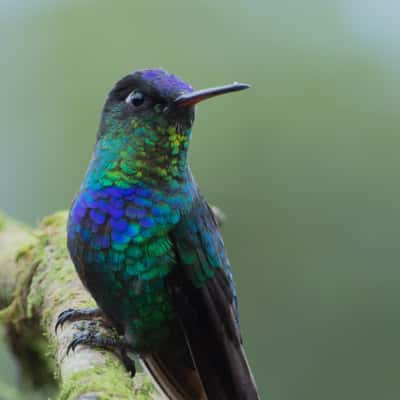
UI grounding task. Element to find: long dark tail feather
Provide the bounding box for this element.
[141,346,207,400]
[175,284,259,399]
[154,269,260,400]
[140,279,259,400]
[141,325,258,400]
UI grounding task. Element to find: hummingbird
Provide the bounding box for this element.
[57,68,259,399]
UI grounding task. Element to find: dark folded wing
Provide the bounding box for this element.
[168,195,259,400]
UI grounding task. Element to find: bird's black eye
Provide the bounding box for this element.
[126,90,145,107]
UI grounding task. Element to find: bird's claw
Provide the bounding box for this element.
[121,351,136,377]
[55,308,75,332]
[55,307,102,333]
[66,331,100,355]
[65,330,136,376]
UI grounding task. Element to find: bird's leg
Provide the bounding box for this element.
[66,322,136,376]
[56,309,136,375]
[55,307,112,332]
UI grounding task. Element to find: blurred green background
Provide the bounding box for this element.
[1,0,399,399]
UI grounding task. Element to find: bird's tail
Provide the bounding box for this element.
[140,316,259,400]
[141,346,207,400]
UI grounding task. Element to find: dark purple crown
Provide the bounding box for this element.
[134,68,194,98]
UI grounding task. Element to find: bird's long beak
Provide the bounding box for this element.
[174,82,250,108]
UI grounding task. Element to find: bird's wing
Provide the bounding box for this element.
[166,194,259,400]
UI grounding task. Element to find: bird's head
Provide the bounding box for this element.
[95,68,249,185]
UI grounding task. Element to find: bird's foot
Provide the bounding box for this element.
[55,307,107,332]
[66,328,136,376]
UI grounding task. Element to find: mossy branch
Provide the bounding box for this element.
[0,211,160,400]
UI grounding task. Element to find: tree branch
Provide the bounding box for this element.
[0,211,160,400]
